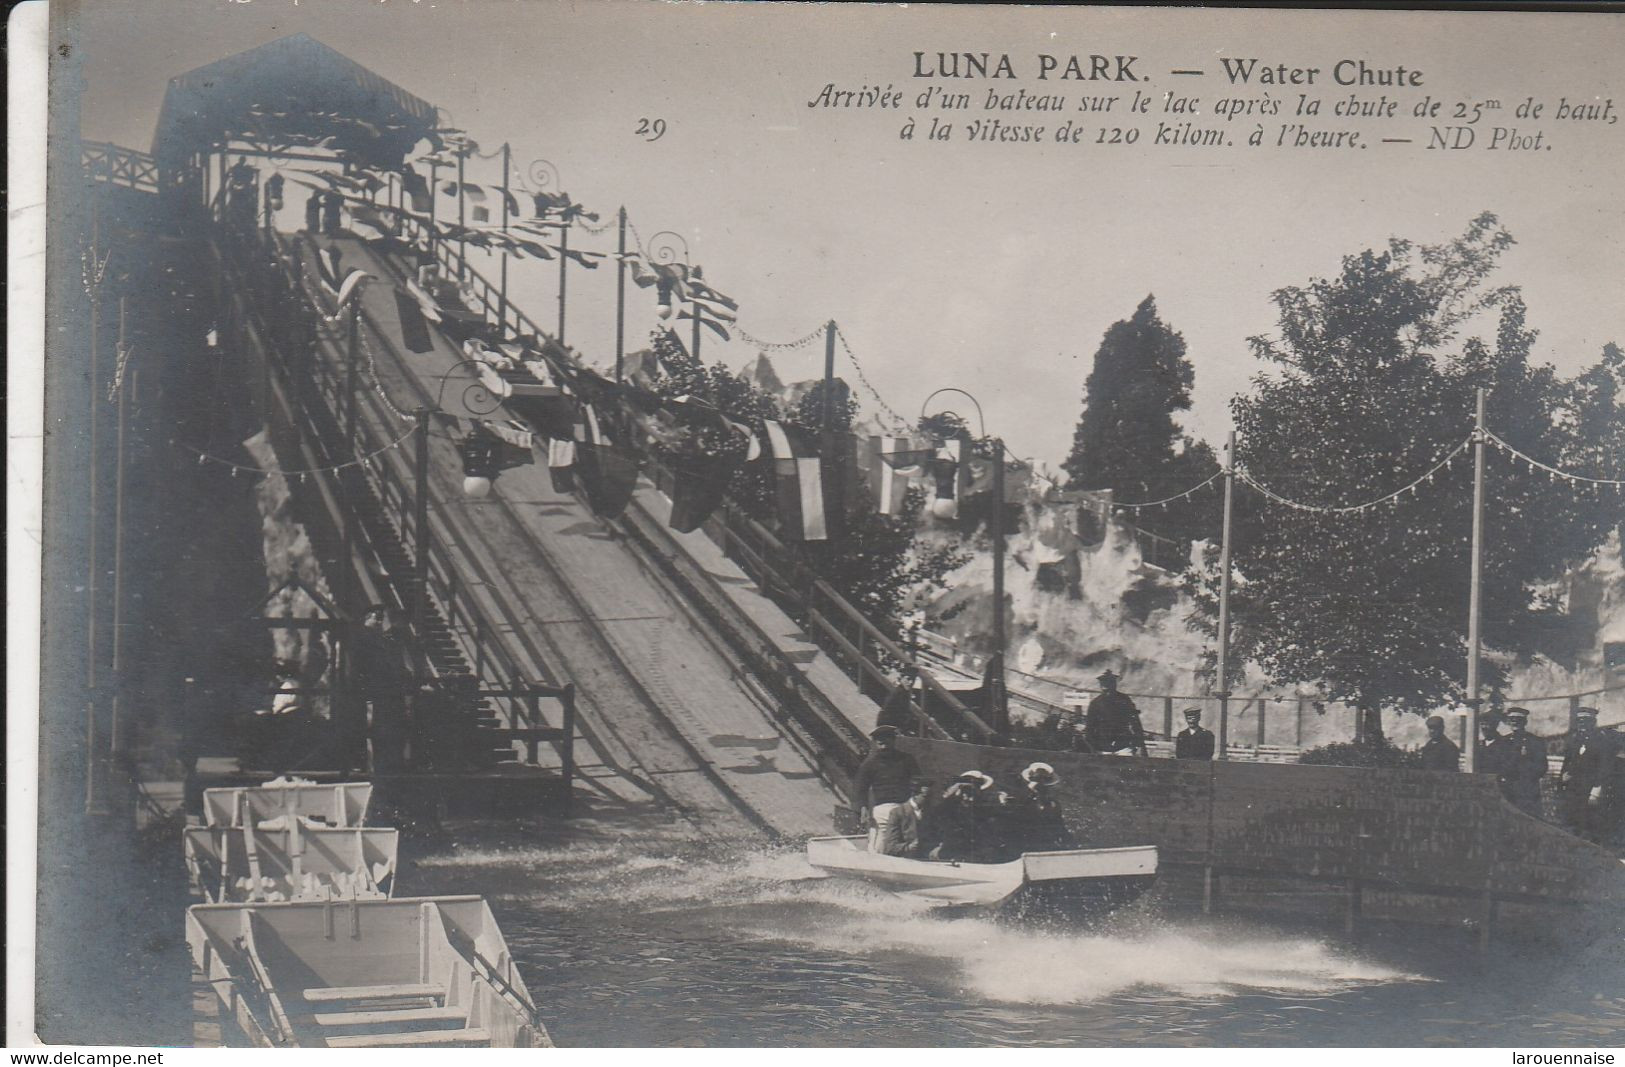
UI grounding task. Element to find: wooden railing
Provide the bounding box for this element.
[213,222,574,776]
[81,140,162,195]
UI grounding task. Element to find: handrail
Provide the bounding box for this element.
[216,227,569,753]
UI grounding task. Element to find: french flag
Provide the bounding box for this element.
[762,420,830,541]
[868,435,933,516]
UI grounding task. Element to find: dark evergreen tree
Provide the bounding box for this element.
[1063,295,1218,549]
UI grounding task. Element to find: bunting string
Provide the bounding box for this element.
[833,322,910,431]
[1237,438,1471,515]
[1110,470,1224,511]
[734,322,826,351]
[1485,431,1625,488]
[171,422,416,478]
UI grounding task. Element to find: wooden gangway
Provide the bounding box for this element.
[184,823,399,903]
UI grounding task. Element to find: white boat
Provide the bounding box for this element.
[205,781,373,828]
[184,823,399,903]
[187,895,551,1048]
[806,835,1158,916]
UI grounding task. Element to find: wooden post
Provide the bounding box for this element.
[557,222,569,342]
[456,147,467,279]
[561,684,577,814]
[1296,697,1306,748]
[991,437,1006,740]
[1163,696,1174,740]
[413,408,431,648]
[614,207,627,381]
[109,297,131,764]
[1216,431,1237,759]
[1465,387,1488,772]
[85,190,104,814]
[1257,699,1267,747]
[499,142,511,328]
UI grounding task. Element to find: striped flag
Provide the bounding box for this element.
[931,439,969,519]
[866,436,932,516]
[763,420,830,541]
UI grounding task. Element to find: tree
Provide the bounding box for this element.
[1192,213,1624,741]
[1063,295,1218,545]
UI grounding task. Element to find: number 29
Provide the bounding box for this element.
[635,118,667,142]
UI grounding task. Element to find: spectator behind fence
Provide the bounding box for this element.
[1559,706,1614,839]
[1175,707,1215,761]
[1497,707,1547,818]
[1084,670,1148,756]
[1418,714,1462,772]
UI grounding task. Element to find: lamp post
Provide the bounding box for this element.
[920,387,1008,743]
[646,230,691,358]
[524,159,571,341]
[615,206,628,380]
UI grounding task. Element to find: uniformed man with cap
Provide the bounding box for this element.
[852,724,922,850]
[1497,707,1548,818]
[1174,707,1216,760]
[1084,670,1148,756]
[1418,714,1462,772]
[1475,711,1510,779]
[1559,706,1614,838]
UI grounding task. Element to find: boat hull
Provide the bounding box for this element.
[807,835,1157,918]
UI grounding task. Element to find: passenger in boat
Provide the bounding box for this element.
[1559,707,1614,838]
[321,189,344,235]
[304,189,324,234]
[878,779,934,857]
[1174,707,1215,761]
[1002,762,1071,855]
[930,770,999,862]
[1418,715,1462,772]
[854,725,922,851]
[1497,707,1548,818]
[1084,670,1148,756]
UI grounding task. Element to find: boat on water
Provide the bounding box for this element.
[807,835,1158,916]
[184,823,399,903]
[186,895,551,1048]
[204,780,373,828]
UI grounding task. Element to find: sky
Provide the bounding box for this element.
[68,0,1625,469]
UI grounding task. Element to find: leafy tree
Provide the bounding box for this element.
[1063,295,1218,545]
[1191,213,1624,741]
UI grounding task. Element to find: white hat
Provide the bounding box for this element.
[955,770,995,790]
[1021,762,1059,785]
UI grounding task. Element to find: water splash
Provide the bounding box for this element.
[418,839,1423,1005]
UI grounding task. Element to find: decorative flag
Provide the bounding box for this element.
[574,403,640,520]
[866,435,931,516]
[483,419,534,449]
[401,166,432,213]
[763,420,830,541]
[546,438,577,493]
[477,363,512,400]
[315,246,371,308]
[676,308,733,341]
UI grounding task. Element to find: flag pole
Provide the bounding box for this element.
[991,436,1008,742]
[86,190,103,814]
[1465,387,1487,772]
[499,141,510,328]
[558,214,569,343]
[1216,430,1237,759]
[456,146,467,279]
[615,206,627,381]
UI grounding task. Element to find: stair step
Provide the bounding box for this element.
[299,983,442,1004]
[297,1006,467,1030]
[323,1027,489,1048]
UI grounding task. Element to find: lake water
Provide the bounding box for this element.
[409,831,1625,1048]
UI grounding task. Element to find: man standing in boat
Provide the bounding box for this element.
[853,725,922,850]
[1497,707,1548,818]
[1084,670,1148,756]
[1174,707,1215,760]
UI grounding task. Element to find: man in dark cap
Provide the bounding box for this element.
[1418,714,1462,772]
[853,725,922,849]
[1497,707,1548,818]
[1559,706,1614,838]
[1084,670,1148,755]
[1174,707,1215,761]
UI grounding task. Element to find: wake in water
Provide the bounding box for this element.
[414,838,1425,1006]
